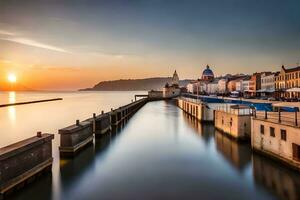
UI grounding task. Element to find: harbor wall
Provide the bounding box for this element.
[0,133,54,197]
[214,110,251,140]
[252,117,300,170]
[59,98,148,156]
[177,98,213,122]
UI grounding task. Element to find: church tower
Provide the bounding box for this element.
[171,70,179,86]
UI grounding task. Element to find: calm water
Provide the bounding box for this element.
[1,92,300,200]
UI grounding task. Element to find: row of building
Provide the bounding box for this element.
[187,65,300,99]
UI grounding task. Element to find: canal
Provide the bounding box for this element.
[9,100,300,200]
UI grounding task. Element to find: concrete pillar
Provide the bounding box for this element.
[0,134,54,196]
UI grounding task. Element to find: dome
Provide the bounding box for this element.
[202,65,214,80]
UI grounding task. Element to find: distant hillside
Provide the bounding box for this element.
[79,77,192,91]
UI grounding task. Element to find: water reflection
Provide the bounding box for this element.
[253,154,300,200]
[7,91,17,122]
[182,112,214,143]
[7,173,53,200]
[6,100,300,200]
[215,130,251,171]
[8,91,16,103]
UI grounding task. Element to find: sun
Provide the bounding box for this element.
[8,73,17,83]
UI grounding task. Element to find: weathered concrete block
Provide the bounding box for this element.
[214,109,251,140]
[94,113,111,136]
[0,133,54,196]
[59,120,93,156]
[177,98,213,122]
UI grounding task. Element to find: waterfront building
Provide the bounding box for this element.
[206,79,219,94]
[259,72,275,97]
[186,65,216,94]
[274,65,300,99]
[236,76,251,93]
[252,107,300,170]
[242,77,255,97]
[163,70,181,98]
[148,90,163,99]
[218,78,228,95]
[187,81,198,94]
[249,73,262,97]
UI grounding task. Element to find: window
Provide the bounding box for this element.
[270,127,275,137]
[281,129,287,141]
[260,125,264,134]
[292,143,300,161]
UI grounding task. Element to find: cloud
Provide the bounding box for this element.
[0,37,69,53]
[0,30,15,36]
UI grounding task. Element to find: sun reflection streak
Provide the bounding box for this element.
[8,91,16,103]
[8,106,16,122]
[8,92,17,122]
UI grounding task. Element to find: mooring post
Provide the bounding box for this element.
[76,119,80,126]
[101,110,104,115]
[264,110,267,119]
[93,113,96,118]
[37,131,42,137]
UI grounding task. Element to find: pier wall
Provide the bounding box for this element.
[0,133,54,196]
[177,98,213,122]
[252,117,300,170]
[59,98,148,156]
[93,113,111,137]
[214,110,251,140]
[59,119,94,156]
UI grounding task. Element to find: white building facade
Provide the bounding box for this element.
[261,73,275,92]
[218,79,228,94]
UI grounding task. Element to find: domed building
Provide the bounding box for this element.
[201,65,214,81]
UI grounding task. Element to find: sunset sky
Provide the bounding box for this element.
[0,0,299,90]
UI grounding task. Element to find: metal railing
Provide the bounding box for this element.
[216,104,254,116]
[254,110,300,127]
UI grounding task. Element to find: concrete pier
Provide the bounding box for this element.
[111,98,147,126]
[59,119,93,156]
[0,133,54,197]
[177,98,213,122]
[93,112,111,137]
[58,97,148,156]
[214,105,253,141]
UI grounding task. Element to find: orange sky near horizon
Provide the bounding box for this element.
[0,59,186,91]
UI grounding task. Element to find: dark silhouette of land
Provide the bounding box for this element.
[79,77,191,91]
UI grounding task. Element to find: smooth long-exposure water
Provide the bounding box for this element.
[1,92,300,200]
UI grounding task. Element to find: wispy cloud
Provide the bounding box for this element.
[0,37,69,53]
[0,30,16,36]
